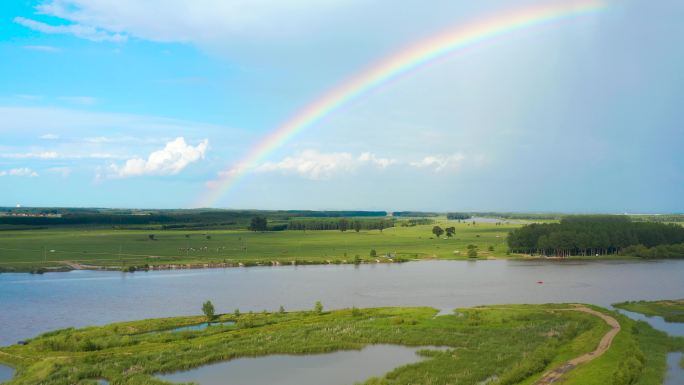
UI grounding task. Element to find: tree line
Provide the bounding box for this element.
[0,209,388,228]
[507,215,684,257]
[446,213,471,220]
[621,243,684,259]
[288,218,394,231]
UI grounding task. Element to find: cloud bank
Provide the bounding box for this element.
[108,137,208,178]
[15,0,353,44]
[0,168,39,177]
[250,149,467,179]
[14,16,126,42]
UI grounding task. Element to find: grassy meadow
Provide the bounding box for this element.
[2,304,680,385]
[0,220,519,272]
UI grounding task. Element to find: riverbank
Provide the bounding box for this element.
[2,222,678,274]
[1,251,652,275]
[2,304,678,385]
[614,299,684,323]
[0,223,518,273]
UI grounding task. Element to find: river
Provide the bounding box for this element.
[1,259,684,346]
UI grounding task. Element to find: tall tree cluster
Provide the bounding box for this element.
[507,216,684,257]
[248,216,268,231]
[288,218,393,231]
[446,213,471,220]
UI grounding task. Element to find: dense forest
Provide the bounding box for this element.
[446,212,471,220]
[507,216,684,257]
[620,243,684,259]
[392,211,440,217]
[288,218,394,231]
[0,208,387,229]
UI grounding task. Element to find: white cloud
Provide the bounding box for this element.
[0,151,59,159]
[0,168,39,177]
[255,150,354,180]
[358,152,396,168]
[253,149,396,180]
[24,45,62,53]
[14,16,126,42]
[108,137,208,178]
[47,167,72,177]
[17,0,353,45]
[39,133,60,140]
[0,151,125,160]
[58,96,97,106]
[410,153,465,172]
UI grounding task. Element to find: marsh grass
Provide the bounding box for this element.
[1,304,680,385]
[614,299,684,323]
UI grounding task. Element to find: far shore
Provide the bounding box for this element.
[0,253,657,275]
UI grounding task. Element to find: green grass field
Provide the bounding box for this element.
[0,304,680,385]
[0,220,519,272]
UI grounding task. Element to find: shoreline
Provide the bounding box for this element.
[0,254,665,275]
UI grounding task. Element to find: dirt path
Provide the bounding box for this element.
[534,306,621,385]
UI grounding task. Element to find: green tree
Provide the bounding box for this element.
[314,301,323,314]
[279,305,285,314]
[370,249,377,257]
[353,221,362,232]
[148,234,155,241]
[234,308,240,317]
[468,248,478,258]
[432,226,444,238]
[249,216,268,231]
[339,219,349,232]
[202,300,215,322]
[445,227,456,237]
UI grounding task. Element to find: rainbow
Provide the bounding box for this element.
[197,0,605,207]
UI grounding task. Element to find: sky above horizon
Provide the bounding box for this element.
[0,0,682,212]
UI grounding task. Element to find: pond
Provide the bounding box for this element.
[2,259,684,346]
[157,344,446,385]
[665,352,684,385]
[614,309,684,337]
[0,364,13,384]
[613,308,684,385]
[166,321,235,333]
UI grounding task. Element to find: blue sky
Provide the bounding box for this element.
[0,0,682,212]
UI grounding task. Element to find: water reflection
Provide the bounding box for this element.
[614,309,684,337]
[665,352,684,385]
[2,260,684,346]
[157,344,446,385]
[166,321,235,333]
[0,364,13,384]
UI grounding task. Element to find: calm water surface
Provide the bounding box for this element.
[167,321,235,333]
[158,344,443,385]
[2,260,684,346]
[0,364,13,384]
[665,352,684,385]
[615,309,684,337]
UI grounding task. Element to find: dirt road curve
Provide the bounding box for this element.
[534,306,621,385]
